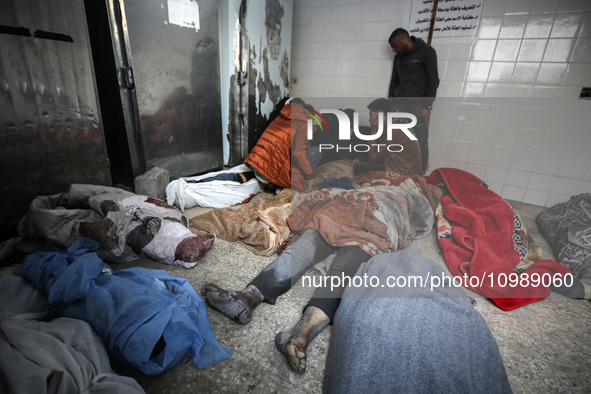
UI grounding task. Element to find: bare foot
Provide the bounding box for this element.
[201,283,261,324]
[275,330,308,372]
[274,306,330,373]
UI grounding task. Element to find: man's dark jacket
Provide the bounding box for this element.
[388,36,439,110]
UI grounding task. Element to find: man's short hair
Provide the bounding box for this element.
[367,98,392,114]
[388,28,409,42]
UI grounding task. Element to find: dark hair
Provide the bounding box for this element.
[367,98,392,113]
[342,108,356,125]
[388,28,409,42]
[288,97,306,106]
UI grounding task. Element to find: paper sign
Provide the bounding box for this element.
[408,0,484,42]
[167,0,200,30]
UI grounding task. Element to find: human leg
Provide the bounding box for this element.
[275,245,371,372]
[202,229,335,324]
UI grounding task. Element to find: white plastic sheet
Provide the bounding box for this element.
[166,164,262,211]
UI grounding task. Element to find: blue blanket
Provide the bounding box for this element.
[21,238,233,375]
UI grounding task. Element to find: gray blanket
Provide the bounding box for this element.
[537,193,591,278]
[323,247,512,394]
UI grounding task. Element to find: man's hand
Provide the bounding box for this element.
[422,107,431,120]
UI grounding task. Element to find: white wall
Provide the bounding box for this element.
[290,0,591,207]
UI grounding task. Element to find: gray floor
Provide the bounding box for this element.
[114,197,591,393]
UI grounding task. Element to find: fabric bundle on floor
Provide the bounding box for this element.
[537,193,591,279]
[0,265,145,393]
[291,178,435,256]
[426,168,571,311]
[20,238,233,376]
[189,188,292,256]
[165,164,261,211]
[324,247,512,394]
[18,184,215,268]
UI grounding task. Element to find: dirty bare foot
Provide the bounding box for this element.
[201,283,264,324]
[275,306,330,373]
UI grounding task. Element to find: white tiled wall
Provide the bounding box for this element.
[290,0,591,207]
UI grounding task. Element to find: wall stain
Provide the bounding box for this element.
[265,0,284,61]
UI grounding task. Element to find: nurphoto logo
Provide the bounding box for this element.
[306,109,417,153]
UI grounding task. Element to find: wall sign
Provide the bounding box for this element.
[167,0,200,30]
[408,0,485,43]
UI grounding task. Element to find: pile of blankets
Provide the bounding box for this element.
[537,193,591,293]
[426,168,571,311]
[20,238,233,376]
[0,263,145,393]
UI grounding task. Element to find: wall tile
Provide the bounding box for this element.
[448,139,471,161]
[485,165,510,183]
[543,38,575,62]
[511,148,539,170]
[471,40,497,61]
[556,0,589,13]
[524,15,555,38]
[446,61,469,81]
[502,185,527,200]
[512,62,541,83]
[489,145,516,167]
[518,39,548,61]
[537,63,567,85]
[463,82,486,97]
[494,40,522,61]
[496,125,522,145]
[489,62,516,82]
[530,0,559,14]
[551,13,583,37]
[453,121,476,141]
[580,12,591,37]
[523,189,549,205]
[528,172,556,191]
[445,158,467,170]
[551,177,582,194]
[559,155,590,177]
[467,61,492,82]
[500,15,529,38]
[480,16,503,39]
[329,24,346,42]
[469,142,493,163]
[506,169,532,186]
[546,192,571,206]
[570,38,591,62]
[487,181,505,195]
[362,2,382,22]
[578,180,591,194]
[505,0,533,15]
[465,161,488,178]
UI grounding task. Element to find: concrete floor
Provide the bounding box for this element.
[113,197,591,393]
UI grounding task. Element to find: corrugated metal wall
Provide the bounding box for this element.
[0,0,110,240]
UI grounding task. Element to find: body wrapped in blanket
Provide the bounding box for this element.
[201,173,440,373]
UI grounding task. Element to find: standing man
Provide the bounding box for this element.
[388,28,439,175]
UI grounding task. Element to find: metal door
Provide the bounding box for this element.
[0,0,111,240]
[108,0,223,178]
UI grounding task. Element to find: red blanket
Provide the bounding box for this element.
[426,168,570,311]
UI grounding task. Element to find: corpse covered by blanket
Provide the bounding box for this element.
[21,238,233,375]
[0,265,145,393]
[537,193,591,283]
[427,168,570,311]
[324,247,512,394]
[18,184,215,268]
